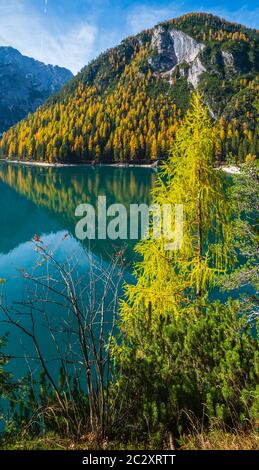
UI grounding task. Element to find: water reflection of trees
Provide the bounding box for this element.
[0,163,156,259]
[0,164,155,215]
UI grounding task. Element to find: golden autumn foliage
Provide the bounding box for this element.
[0,48,180,163]
[0,12,257,164]
[115,94,234,336]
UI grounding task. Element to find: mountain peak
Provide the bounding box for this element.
[0,46,73,132]
[0,13,258,164]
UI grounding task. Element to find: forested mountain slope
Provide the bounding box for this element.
[0,13,258,163]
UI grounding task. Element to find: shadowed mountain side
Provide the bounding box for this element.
[0,47,73,133]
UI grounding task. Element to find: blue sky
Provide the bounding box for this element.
[0,0,258,73]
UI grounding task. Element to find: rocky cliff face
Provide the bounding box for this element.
[149,27,205,87]
[148,26,241,90]
[222,50,236,73]
[0,47,73,132]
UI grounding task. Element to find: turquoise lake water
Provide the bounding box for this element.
[0,163,156,385]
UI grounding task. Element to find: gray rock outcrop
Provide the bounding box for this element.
[0,47,73,132]
[149,27,206,88]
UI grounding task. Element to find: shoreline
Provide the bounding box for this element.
[0,159,242,174]
[0,159,157,169]
[218,165,242,175]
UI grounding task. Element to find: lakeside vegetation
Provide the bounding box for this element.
[0,94,258,450]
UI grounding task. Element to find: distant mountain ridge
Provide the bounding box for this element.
[0,13,258,162]
[0,47,73,132]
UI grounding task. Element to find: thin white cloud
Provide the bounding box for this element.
[0,0,97,73]
[127,3,185,35]
[208,6,259,29]
[127,3,259,35]
[39,24,97,73]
